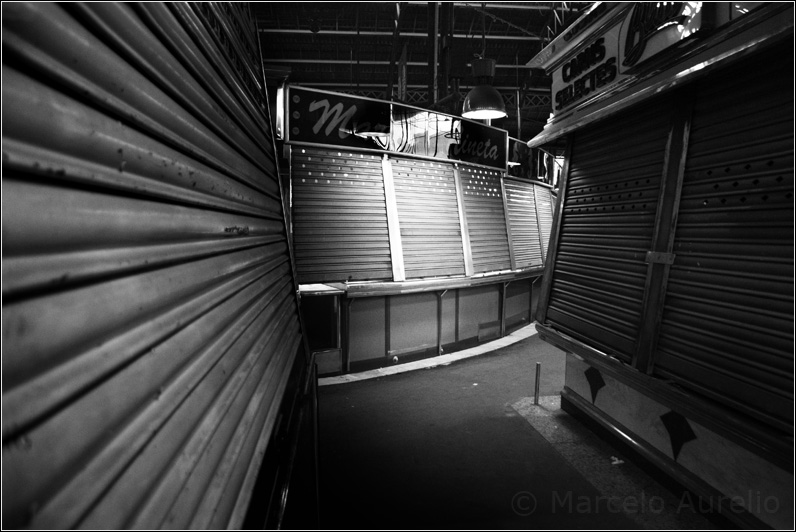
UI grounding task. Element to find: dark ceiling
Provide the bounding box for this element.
[253,1,593,139]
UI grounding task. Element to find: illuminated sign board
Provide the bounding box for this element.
[447,120,507,169]
[552,2,703,114]
[287,86,391,150]
[286,86,508,170]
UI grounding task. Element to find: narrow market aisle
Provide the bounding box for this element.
[316,332,634,530]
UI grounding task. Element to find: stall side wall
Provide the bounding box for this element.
[2,3,306,529]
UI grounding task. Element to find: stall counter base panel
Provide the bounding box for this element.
[563,354,793,530]
[319,323,538,386]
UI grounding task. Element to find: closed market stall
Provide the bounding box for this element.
[529,3,793,529]
[284,87,555,373]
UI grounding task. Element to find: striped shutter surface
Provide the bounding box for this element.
[291,148,393,283]
[546,99,671,362]
[459,164,512,273]
[654,43,794,430]
[391,157,466,278]
[535,184,555,262]
[503,178,544,269]
[2,3,302,529]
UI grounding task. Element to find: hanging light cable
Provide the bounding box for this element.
[462,4,507,120]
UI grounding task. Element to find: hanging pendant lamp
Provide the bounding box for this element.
[462,58,507,119]
[462,6,507,120]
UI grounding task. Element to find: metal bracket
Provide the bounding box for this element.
[646,251,676,265]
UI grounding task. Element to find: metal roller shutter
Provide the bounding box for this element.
[458,164,512,273]
[391,157,465,278]
[503,178,544,269]
[291,148,393,283]
[655,44,794,430]
[2,3,303,529]
[546,100,671,361]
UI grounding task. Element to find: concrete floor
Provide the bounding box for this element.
[316,326,721,530]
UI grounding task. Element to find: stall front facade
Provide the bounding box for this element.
[280,87,556,374]
[529,2,793,529]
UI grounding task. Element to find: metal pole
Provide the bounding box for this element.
[428,2,439,105]
[386,3,401,100]
[516,88,521,138]
[534,362,541,405]
[437,290,447,356]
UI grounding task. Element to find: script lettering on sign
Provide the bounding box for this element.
[289,87,391,149]
[449,137,499,160]
[308,99,358,137]
[447,120,507,169]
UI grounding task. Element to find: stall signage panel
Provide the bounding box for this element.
[552,31,622,112]
[448,120,507,170]
[288,86,391,150]
[552,2,702,114]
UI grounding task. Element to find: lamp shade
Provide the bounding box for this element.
[462,84,507,119]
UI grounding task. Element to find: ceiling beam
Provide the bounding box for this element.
[262,58,536,69]
[406,2,582,11]
[258,28,542,41]
[293,82,549,92]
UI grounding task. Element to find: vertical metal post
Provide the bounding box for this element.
[634,88,694,374]
[534,362,541,405]
[343,298,352,373]
[499,282,507,338]
[428,2,439,105]
[516,88,522,139]
[454,289,460,342]
[532,183,546,266]
[385,295,391,360]
[453,165,474,276]
[501,178,517,271]
[335,295,341,351]
[386,2,401,100]
[439,2,452,97]
[536,137,572,325]
[382,155,406,281]
[437,290,447,356]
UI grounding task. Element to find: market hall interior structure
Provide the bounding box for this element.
[1,2,792,530]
